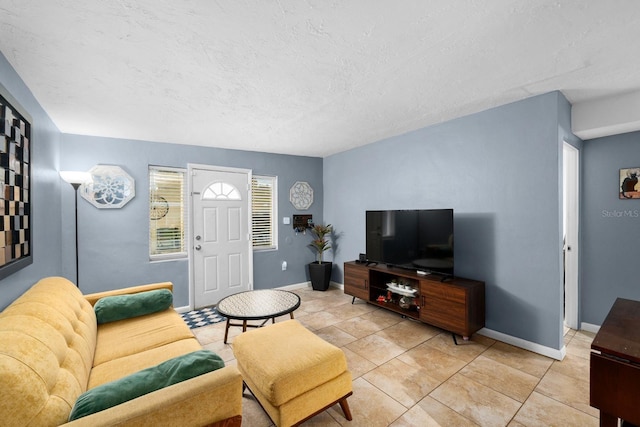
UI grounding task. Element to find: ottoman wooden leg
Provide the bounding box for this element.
[290,392,354,426]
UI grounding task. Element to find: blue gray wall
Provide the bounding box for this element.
[0,53,63,310]
[2,44,631,352]
[582,131,640,324]
[0,49,322,310]
[324,92,569,351]
[60,134,323,307]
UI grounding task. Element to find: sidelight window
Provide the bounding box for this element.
[252,175,277,250]
[149,166,187,259]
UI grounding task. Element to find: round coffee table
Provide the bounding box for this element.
[216,289,301,343]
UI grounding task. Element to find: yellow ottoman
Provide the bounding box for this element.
[232,319,352,427]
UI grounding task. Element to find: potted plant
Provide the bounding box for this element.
[308,224,333,291]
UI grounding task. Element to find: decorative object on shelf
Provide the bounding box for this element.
[386,282,418,297]
[399,296,415,309]
[307,223,333,291]
[81,165,135,209]
[149,195,169,220]
[619,167,640,199]
[0,84,32,280]
[289,181,313,210]
[60,171,92,288]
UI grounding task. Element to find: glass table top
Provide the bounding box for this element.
[216,289,301,320]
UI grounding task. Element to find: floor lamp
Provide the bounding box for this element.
[60,171,92,288]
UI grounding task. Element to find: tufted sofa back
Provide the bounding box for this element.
[0,277,97,426]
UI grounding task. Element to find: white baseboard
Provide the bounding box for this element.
[478,328,566,361]
[284,283,568,361]
[580,322,600,334]
[177,281,343,313]
[275,281,311,291]
[179,283,575,361]
[276,281,343,291]
[174,305,191,314]
[329,281,344,290]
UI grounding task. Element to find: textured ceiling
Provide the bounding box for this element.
[1,1,640,157]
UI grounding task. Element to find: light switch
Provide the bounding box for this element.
[283,217,290,225]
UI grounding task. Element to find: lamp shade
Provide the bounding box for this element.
[60,171,92,185]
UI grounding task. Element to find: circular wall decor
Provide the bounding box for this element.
[149,195,169,220]
[81,165,135,209]
[289,181,313,210]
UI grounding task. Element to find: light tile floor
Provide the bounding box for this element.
[192,287,599,427]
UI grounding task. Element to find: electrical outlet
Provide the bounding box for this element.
[281,261,287,271]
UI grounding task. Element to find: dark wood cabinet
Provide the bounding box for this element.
[343,261,485,339]
[343,262,369,301]
[420,278,485,338]
[590,298,640,427]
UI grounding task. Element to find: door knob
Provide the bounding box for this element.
[195,245,202,251]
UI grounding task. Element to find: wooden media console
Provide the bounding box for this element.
[343,261,485,341]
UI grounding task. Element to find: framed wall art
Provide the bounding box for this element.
[0,83,32,280]
[619,167,640,199]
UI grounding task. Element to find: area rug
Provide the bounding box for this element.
[180,306,226,329]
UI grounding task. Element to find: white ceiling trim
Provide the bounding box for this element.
[572,90,640,140]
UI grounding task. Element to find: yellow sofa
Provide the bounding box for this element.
[0,277,243,427]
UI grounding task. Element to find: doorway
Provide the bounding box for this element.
[563,143,579,330]
[189,165,253,309]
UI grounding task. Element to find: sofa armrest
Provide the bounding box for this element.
[84,282,174,307]
[63,365,242,427]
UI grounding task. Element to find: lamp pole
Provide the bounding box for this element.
[60,171,91,288]
[71,182,81,287]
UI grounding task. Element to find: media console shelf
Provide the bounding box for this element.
[343,261,485,341]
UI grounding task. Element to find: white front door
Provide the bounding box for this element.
[190,165,252,308]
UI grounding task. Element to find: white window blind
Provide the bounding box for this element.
[149,167,187,259]
[252,175,277,250]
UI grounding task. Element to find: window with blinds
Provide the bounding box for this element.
[252,175,277,250]
[149,167,187,259]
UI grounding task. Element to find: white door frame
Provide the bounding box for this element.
[563,142,579,329]
[187,163,253,310]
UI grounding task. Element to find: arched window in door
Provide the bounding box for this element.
[202,182,242,200]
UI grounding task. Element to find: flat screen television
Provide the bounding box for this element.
[366,209,454,276]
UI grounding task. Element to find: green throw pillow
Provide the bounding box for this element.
[69,349,225,421]
[94,289,173,324]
